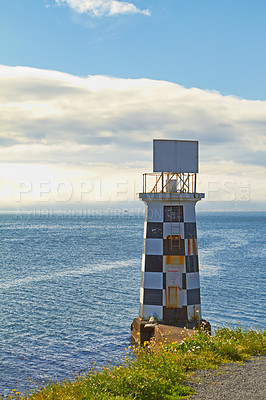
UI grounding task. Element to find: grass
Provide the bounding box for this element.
[4,326,266,400]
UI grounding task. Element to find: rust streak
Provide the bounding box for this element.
[192,239,197,255]
[187,239,191,255]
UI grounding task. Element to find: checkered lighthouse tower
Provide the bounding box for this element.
[132,140,205,342]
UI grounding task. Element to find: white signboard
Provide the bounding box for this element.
[167,265,182,288]
[153,140,198,173]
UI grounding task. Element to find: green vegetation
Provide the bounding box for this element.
[5,327,266,400]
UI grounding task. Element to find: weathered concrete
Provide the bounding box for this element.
[131,317,196,345]
[153,324,195,345]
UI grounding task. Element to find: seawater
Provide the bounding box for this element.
[0,211,265,395]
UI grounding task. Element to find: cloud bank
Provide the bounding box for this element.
[54,0,150,16]
[0,65,265,209]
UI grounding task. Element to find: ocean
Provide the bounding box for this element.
[0,211,265,396]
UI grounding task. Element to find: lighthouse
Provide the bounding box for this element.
[132,139,206,343]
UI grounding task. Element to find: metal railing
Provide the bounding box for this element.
[142,172,197,194]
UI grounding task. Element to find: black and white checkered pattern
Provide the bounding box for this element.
[139,202,201,324]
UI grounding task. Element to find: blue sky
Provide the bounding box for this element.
[2,0,266,99]
[0,0,266,210]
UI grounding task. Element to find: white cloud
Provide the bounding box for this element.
[0,65,266,209]
[54,0,151,16]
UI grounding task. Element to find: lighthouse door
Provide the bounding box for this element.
[166,265,183,308]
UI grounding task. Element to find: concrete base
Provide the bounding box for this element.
[131,318,156,344]
[131,317,211,345]
[153,324,195,345]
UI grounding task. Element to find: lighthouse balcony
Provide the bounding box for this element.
[141,172,204,200]
[139,192,204,201]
